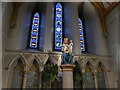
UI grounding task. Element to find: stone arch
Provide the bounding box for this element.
[7,56,25,88]
[84,61,94,73]
[97,61,108,88]
[6,54,27,71]
[84,61,95,88]
[26,55,41,71]
[97,59,107,71]
[77,57,89,69]
[97,62,107,88]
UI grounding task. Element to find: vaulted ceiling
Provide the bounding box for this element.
[89,0,119,35]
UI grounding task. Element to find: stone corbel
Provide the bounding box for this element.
[102,31,109,39]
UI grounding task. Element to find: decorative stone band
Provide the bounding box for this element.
[62,68,73,71]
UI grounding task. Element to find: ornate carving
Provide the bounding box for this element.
[23,53,32,60]
[30,64,39,71]
[79,57,86,62]
[52,55,60,61]
[38,54,46,61]
[91,57,99,63]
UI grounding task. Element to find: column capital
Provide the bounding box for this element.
[81,71,85,76]
[39,70,43,73]
[93,71,98,76]
[24,70,28,74]
[60,64,75,71]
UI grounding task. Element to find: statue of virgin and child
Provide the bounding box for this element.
[61,38,73,64]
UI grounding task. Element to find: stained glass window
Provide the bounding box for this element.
[55,3,62,50]
[29,13,40,48]
[26,61,39,88]
[97,63,106,88]
[78,18,85,51]
[11,60,23,88]
[84,63,95,88]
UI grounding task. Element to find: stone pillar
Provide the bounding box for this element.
[43,2,53,52]
[61,64,75,88]
[22,70,28,88]
[81,69,85,89]
[93,72,98,89]
[39,71,43,88]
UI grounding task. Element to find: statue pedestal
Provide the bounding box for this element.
[61,64,75,88]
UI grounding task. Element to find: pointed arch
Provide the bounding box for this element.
[84,62,95,88]
[84,60,94,70]
[10,59,24,88]
[54,3,63,50]
[6,54,27,70]
[78,18,85,52]
[29,12,40,48]
[97,62,106,88]
[26,55,41,71]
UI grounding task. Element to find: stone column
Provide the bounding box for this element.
[22,70,28,88]
[81,68,85,89]
[61,64,75,88]
[93,71,98,89]
[39,71,43,88]
[43,2,53,52]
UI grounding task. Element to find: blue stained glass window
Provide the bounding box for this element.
[78,18,85,51]
[30,13,40,48]
[55,3,62,50]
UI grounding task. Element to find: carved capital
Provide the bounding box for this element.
[81,71,85,76]
[39,70,43,74]
[93,71,98,76]
[5,66,10,70]
[24,70,28,74]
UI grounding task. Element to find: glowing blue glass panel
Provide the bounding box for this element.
[78,18,85,51]
[30,13,40,48]
[55,3,62,50]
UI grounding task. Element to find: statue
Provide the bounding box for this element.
[61,38,73,64]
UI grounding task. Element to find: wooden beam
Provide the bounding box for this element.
[104,0,111,6]
[90,2,103,17]
[90,1,108,33]
[103,2,119,16]
[10,2,21,28]
[98,2,104,8]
